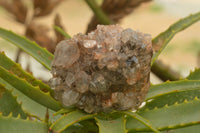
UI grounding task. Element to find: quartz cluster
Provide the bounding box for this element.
[50,25,152,113]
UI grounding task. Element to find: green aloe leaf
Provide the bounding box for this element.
[186,68,200,80]
[130,125,200,133]
[122,111,160,133]
[62,120,99,133]
[146,80,200,100]
[95,116,126,133]
[141,80,200,111]
[0,83,6,97]
[0,78,60,122]
[50,110,94,132]
[53,108,75,116]
[0,114,47,133]
[151,11,200,65]
[141,87,200,111]
[0,84,27,119]
[165,124,200,133]
[54,25,71,39]
[0,66,62,111]
[0,52,53,94]
[0,27,53,70]
[61,125,94,133]
[126,98,200,132]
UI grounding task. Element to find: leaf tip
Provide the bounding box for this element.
[184,99,188,103]
[164,104,169,108]
[8,112,13,117]
[17,113,21,119]
[174,102,178,105]
[153,107,158,110]
[194,96,199,100]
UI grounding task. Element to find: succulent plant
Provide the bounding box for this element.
[0,1,200,133]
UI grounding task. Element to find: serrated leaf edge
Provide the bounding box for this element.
[142,96,200,113]
[2,88,45,121]
[0,66,62,111]
[143,89,200,111]
[0,28,53,70]
[50,110,94,132]
[0,52,53,94]
[0,87,29,118]
[0,112,46,124]
[147,80,200,100]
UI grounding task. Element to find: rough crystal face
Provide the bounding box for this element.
[50,25,152,113]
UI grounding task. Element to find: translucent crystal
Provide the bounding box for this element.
[121,28,136,44]
[50,25,152,113]
[54,86,64,101]
[75,71,90,93]
[83,96,95,113]
[89,73,108,93]
[49,77,62,88]
[53,40,80,68]
[83,40,96,48]
[126,68,138,85]
[119,94,135,109]
[62,89,80,106]
[65,72,75,87]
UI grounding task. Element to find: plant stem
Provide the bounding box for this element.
[151,60,182,81]
[53,25,71,39]
[84,0,113,25]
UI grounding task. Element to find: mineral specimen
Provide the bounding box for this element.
[50,25,152,113]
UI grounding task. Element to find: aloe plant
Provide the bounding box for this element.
[0,4,200,133]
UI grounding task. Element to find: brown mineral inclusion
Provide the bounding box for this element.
[50,25,152,113]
